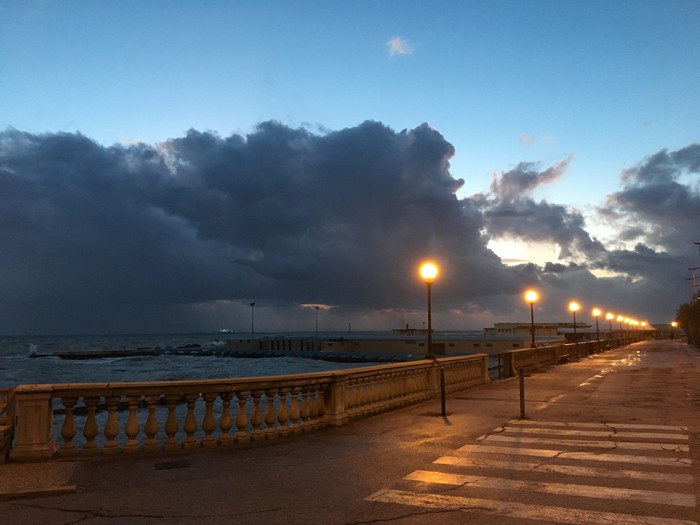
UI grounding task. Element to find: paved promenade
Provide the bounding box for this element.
[1,339,699,524]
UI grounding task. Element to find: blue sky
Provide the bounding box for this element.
[4,1,698,202]
[1,1,699,333]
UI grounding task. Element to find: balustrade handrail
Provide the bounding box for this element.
[6,354,490,462]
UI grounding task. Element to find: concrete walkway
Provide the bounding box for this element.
[1,339,699,524]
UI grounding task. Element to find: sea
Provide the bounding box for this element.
[0,332,375,388]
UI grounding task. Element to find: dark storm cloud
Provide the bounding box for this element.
[478,156,605,260]
[600,143,700,251]
[2,124,698,334]
[0,122,517,334]
[590,144,700,320]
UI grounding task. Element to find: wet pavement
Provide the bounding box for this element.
[1,339,698,524]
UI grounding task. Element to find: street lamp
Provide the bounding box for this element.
[617,315,624,337]
[419,262,438,359]
[592,308,601,341]
[315,305,320,338]
[525,290,538,348]
[569,301,580,336]
[606,313,614,339]
[250,302,255,337]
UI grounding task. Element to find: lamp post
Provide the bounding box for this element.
[606,313,614,339]
[419,262,438,359]
[315,305,320,338]
[569,301,580,337]
[592,308,601,341]
[617,315,624,337]
[250,302,255,336]
[671,321,677,340]
[525,290,538,348]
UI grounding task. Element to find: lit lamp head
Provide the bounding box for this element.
[568,301,580,313]
[525,290,538,304]
[606,313,614,321]
[672,321,678,328]
[617,315,624,322]
[419,262,438,283]
[592,308,601,318]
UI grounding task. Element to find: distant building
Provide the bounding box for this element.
[484,322,589,338]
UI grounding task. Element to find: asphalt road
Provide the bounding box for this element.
[1,339,698,524]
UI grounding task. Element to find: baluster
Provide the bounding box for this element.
[345,380,356,416]
[264,389,278,439]
[375,374,385,411]
[288,387,301,433]
[307,386,320,430]
[218,392,233,447]
[366,376,375,412]
[234,390,251,444]
[59,396,78,454]
[394,372,402,405]
[182,393,199,450]
[103,395,121,455]
[359,378,369,411]
[124,395,142,453]
[201,393,218,448]
[143,395,160,452]
[250,390,264,441]
[299,386,311,431]
[276,388,290,437]
[82,396,100,455]
[316,385,326,426]
[163,394,180,452]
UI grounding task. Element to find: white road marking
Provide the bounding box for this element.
[456,444,692,467]
[501,426,688,441]
[510,420,688,432]
[404,469,695,507]
[367,489,697,525]
[481,433,690,452]
[434,455,693,484]
[366,421,696,524]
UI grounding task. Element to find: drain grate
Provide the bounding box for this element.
[154,459,191,470]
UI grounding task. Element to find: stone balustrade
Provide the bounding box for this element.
[6,354,489,462]
[499,336,639,378]
[0,388,13,464]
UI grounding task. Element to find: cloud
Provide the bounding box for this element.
[1,125,697,334]
[518,133,536,145]
[600,143,700,250]
[387,36,413,56]
[475,155,605,261]
[0,122,513,333]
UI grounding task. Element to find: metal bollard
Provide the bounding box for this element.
[519,367,526,419]
[440,367,446,417]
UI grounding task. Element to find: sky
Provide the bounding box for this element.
[1,0,699,335]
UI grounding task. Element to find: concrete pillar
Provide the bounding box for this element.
[9,385,56,461]
[323,378,348,426]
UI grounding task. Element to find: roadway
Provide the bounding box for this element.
[1,338,698,524]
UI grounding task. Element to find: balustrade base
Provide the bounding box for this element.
[0,425,13,464]
[9,439,57,462]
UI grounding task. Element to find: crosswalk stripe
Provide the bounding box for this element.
[433,455,693,484]
[510,420,688,432]
[456,444,692,467]
[501,426,688,441]
[404,469,695,507]
[366,421,696,524]
[481,433,690,452]
[366,489,697,525]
